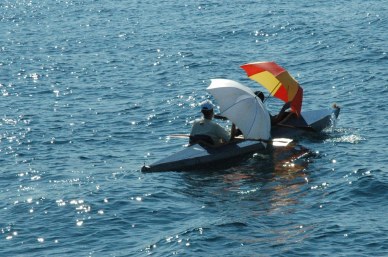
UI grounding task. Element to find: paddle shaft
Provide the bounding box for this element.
[168,134,192,139]
[168,134,291,145]
[275,123,316,131]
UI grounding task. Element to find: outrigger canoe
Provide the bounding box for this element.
[141,106,340,172]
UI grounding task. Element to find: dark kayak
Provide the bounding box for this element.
[141,106,340,172]
[272,105,340,138]
[141,139,267,172]
[141,138,295,173]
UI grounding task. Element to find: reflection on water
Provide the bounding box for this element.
[141,143,316,255]
[179,142,313,203]
[223,143,311,181]
[223,143,312,212]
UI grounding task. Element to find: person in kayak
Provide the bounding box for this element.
[254,91,292,125]
[190,100,235,146]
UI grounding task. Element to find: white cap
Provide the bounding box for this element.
[200,100,214,111]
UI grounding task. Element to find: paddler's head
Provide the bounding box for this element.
[200,100,214,120]
[254,91,265,102]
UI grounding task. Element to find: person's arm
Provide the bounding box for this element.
[214,123,230,143]
[272,102,291,124]
[189,120,198,136]
[214,114,228,120]
[230,123,237,140]
[279,102,291,115]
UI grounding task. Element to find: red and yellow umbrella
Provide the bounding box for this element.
[241,61,303,115]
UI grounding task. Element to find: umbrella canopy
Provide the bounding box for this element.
[206,79,271,140]
[240,61,303,115]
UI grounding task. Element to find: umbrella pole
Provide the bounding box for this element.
[264,82,281,103]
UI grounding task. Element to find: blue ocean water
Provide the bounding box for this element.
[1,0,387,256]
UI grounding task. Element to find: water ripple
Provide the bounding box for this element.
[1,0,387,256]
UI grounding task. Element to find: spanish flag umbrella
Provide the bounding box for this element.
[240,61,303,116]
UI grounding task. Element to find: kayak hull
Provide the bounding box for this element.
[272,107,340,138]
[142,140,267,172]
[142,107,340,172]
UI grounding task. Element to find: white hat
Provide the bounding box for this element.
[200,100,214,111]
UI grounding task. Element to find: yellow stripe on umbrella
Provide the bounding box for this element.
[241,61,303,115]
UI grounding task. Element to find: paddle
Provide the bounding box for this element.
[167,134,293,147]
[168,134,193,139]
[275,123,316,131]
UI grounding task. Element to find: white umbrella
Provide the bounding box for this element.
[207,79,271,140]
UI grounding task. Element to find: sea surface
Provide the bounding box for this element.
[1,0,387,256]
